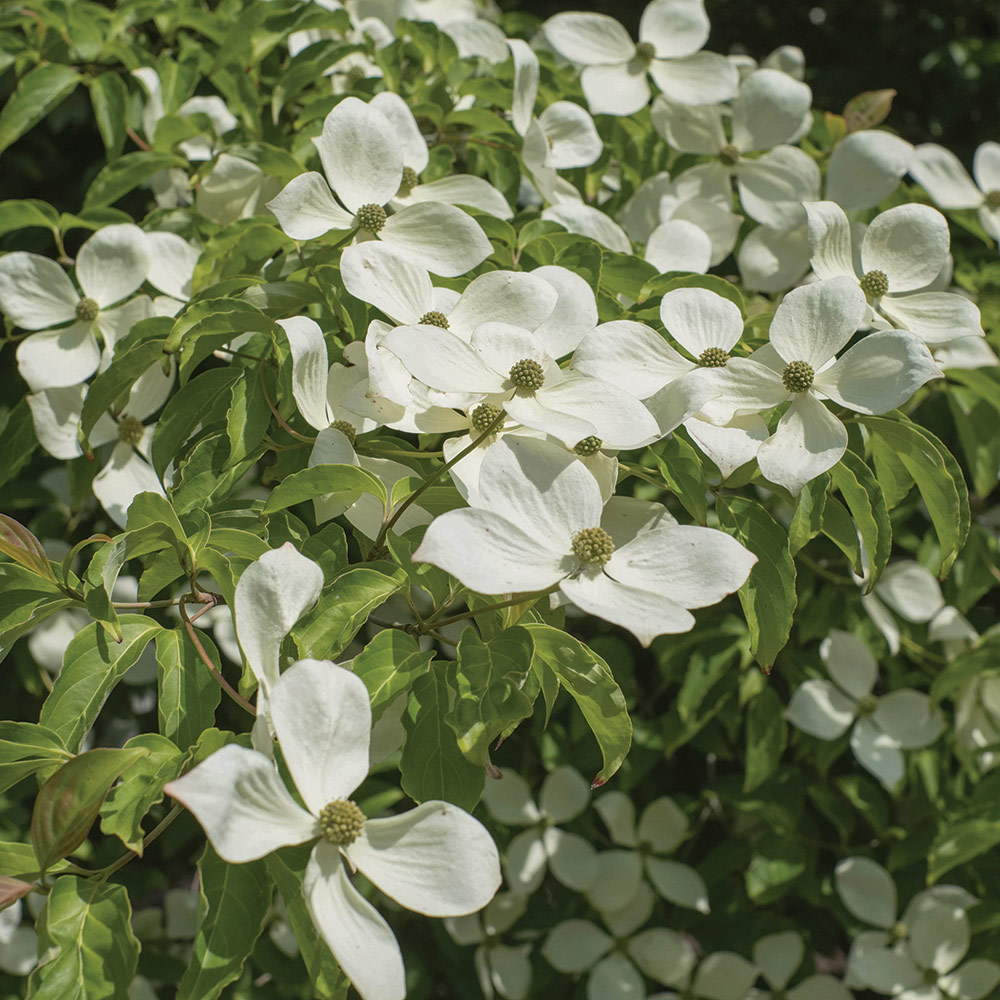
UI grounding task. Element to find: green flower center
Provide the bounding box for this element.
[855,693,878,717]
[719,143,741,167]
[345,64,366,87]
[859,268,889,300]
[888,920,908,944]
[318,799,366,846]
[508,358,545,391]
[985,190,1000,209]
[572,526,615,565]
[781,360,815,393]
[634,41,656,65]
[471,402,502,434]
[332,419,357,445]
[574,436,603,456]
[418,310,449,329]
[117,415,144,446]
[922,967,939,986]
[398,165,419,197]
[356,203,387,234]
[75,297,100,322]
[698,346,730,367]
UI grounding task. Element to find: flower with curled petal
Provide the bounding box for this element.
[164,658,501,1000]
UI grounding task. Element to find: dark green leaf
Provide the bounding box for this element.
[0,64,81,158]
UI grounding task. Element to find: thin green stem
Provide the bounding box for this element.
[618,462,665,488]
[259,366,315,444]
[95,805,183,883]
[179,597,256,715]
[426,584,559,630]
[357,447,444,461]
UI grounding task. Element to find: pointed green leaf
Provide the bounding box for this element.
[0,64,81,158]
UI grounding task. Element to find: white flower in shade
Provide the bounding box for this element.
[542,196,635,254]
[543,0,738,116]
[836,860,996,1000]
[804,201,983,344]
[382,320,659,449]
[651,68,814,230]
[265,97,491,276]
[909,141,1000,240]
[164,658,501,1000]
[544,881,703,1000]
[0,901,36,976]
[955,675,1000,771]
[195,154,283,227]
[746,931,852,1000]
[784,629,945,790]
[0,225,151,391]
[594,791,708,914]
[233,544,324,700]
[710,276,941,494]
[481,767,598,893]
[414,436,756,646]
[444,893,531,1000]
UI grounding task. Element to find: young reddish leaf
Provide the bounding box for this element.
[843,89,896,132]
[0,512,56,581]
[0,876,33,912]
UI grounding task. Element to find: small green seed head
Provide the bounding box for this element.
[922,967,939,986]
[574,436,603,456]
[319,799,366,845]
[471,402,502,433]
[859,268,889,299]
[75,296,100,322]
[356,203,387,234]
[332,419,357,445]
[634,41,656,64]
[572,526,615,565]
[698,346,730,368]
[781,360,815,393]
[984,190,1000,210]
[508,358,545,391]
[345,64,366,87]
[398,165,419,197]
[855,693,878,717]
[719,143,741,167]
[117,415,144,446]
[888,921,908,944]
[418,310,449,329]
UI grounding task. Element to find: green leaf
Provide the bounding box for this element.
[820,495,862,571]
[0,399,37,490]
[99,734,184,854]
[0,574,76,665]
[745,834,808,903]
[30,747,147,873]
[638,272,745,315]
[448,628,536,766]
[39,617,162,752]
[716,497,796,672]
[165,298,278,379]
[829,449,891,590]
[0,512,57,581]
[0,64,81,159]
[155,627,224,750]
[743,686,787,793]
[226,369,270,468]
[125,492,195,565]
[292,564,406,661]
[653,434,709,524]
[947,385,1000,500]
[28,877,140,1000]
[0,722,72,795]
[266,847,349,1000]
[83,151,188,208]
[401,668,484,810]
[928,811,1000,883]
[787,473,828,555]
[79,339,168,445]
[0,198,59,238]
[351,629,434,720]
[863,416,970,576]
[176,844,272,1000]
[524,624,631,786]
[87,73,128,159]
[262,464,388,515]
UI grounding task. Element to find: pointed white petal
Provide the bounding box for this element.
[684,412,768,479]
[587,953,646,1000]
[670,197,743,265]
[851,717,905,789]
[640,0,709,58]
[233,543,325,694]
[543,827,599,891]
[660,287,743,356]
[543,919,611,973]
[910,144,982,209]
[382,324,502,392]
[573,320,692,396]
[482,768,541,825]
[737,223,811,293]
[504,827,548,894]
[93,445,165,529]
[381,201,491,277]
[540,765,591,822]
[637,797,688,853]
[368,91,428,173]
[450,271,557,337]
[650,97,725,154]
[278,316,331,431]
[820,630,877,700]
[827,131,914,212]
[873,690,945,749]
[646,858,709,913]
[804,202,856,281]
[628,927,697,987]
[537,101,603,169]
[645,218,713,274]
[145,232,198,300]
[531,265,599,358]
[854,944,922,993]
[509,38,539,136]
[487,943,532,1000]
[164,744,318,862]
[938,959,1000,1000]
[753,931,804,991]
[340,242,429,324]
[583,850,644,913]
[861,204,950,293]
[735,146,819,229]
[732,69,812,151]
[649,52,739,106]
[543,12,636,65]
[543,200,632,253]
[768,276,867,368]
[786,974,854,1000]
[0,252,78,329]
[691,952,760,1000]
[972,141,1000,191]
[26,385,86,459]
[875,561,944,622]
[16,324,100,392]
[304,843,406,1000]
[910,904,970,974]
[879,291,983,341]
[76,224,150,307]
[266,172,355,240]
[785,680,856,740]
[408,174,513,219]
[594,791,638,847]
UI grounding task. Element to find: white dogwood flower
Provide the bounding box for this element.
[414,436,756,645]
[544,0,738,116]
[164,658,501,1000]
[785,629,945,790]
[909,141,1000,240]
[746,931,853,1000]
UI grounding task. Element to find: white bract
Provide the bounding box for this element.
[594,790,709,913]
[746,931,852,1000]
[0,225,151,392]
[543,0,738,116]
[164,659,501,1000]
[785,629,945,790]
[909,141,1000,240]
[481,766,597,893]
[414,436,757,645]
